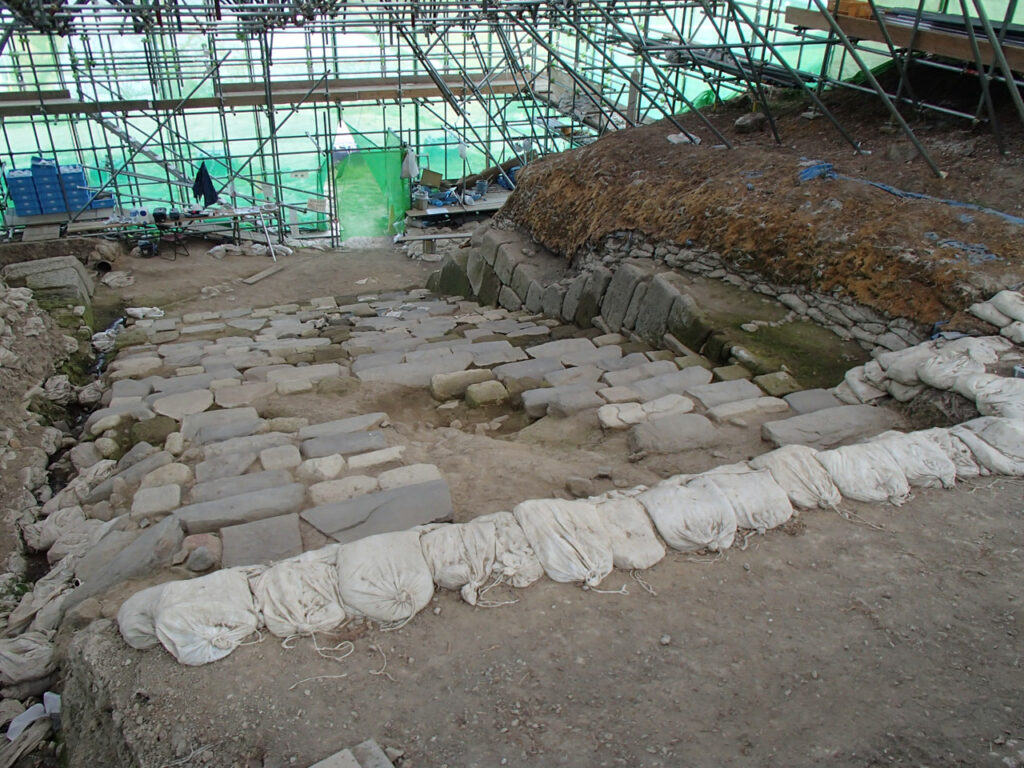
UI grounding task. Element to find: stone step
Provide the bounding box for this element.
[761,404,902,450]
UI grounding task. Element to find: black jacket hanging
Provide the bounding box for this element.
[192,162,219,208]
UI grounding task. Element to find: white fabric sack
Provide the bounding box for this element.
[886,380,924,402]
[862,359,889,388]
[336,531,434,623]
[868,432,957,489]
[940,335,1013,363]
[513,499,613,586]
[832,380,860,405]
[419,520,498,605]
[950,417,1024,475]
[6,559,76,636]
[47,518,109,564]
[972,375,1024,419]
[0,632,55,685]
[1002,321,1024,345]
[637,479,736,552]
[876,343,936,386]
[816,443,912,504]
[844,366,887,402]
[22,505,85,553]
[154,569,260,666]
[252,560,346,638]
[118,583,170,650]
[701,469,793,531]
[917,352,985,391]
[749,444,841,509]
[969,301,1012,328]
[918,427,986,479]
[592,496,665,570]
[951,371,1000,401]
[474,511,544,588]
[989,290,1024,323]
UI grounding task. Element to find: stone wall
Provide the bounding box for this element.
[430,223,928,375]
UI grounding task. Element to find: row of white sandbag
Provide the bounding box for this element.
[117,417,1024,666]
[840,335,1024,418]
[969,289,1024,343]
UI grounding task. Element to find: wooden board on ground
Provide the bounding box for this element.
[242,264,285,285]
[20,225,62,243]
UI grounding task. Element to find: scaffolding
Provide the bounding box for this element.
[0,0,1022,244]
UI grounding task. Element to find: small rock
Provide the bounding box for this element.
[185,546,217,572]
[565,476,594,498]
[659,634,672,646]
[734,112,767,133]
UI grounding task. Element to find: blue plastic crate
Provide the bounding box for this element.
[10,191,40,209]
[39,200,65,214]
[30,157,59,179]
[91,196,116,209]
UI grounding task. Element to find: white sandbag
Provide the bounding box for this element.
[952,371,1001,401]
[917,352,984,391]
[701,469,794,531]
[513,499,613,586]
[0,632,55,685]
[749,444,841,509]
[876,342,936,385]
[815,443,911,504]
[969,301,1012,328]
[117,583,170,650]
[973,376,1024,419]
[22,505,85,553]
[844,366,887,403]
[5,558,76,636]
[868,432,957,489]
[47,518,108,564]
[637,479,736,552]
[832,380,860,405]
[989,290,1024,323]
[950,417,1024,475]
[474,511,544,588]
[252,560,346,637]
[918,427,986,479]
[335,531,434,623]
[154,569,260,666]
[1002,321,1024,345]
[862,359,888,388]
[419,520,497,605]
[592,497,665,570]
[939,335,1014,363]
[886,380,924,402]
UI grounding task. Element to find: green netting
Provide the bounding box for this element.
[333,124,410,239]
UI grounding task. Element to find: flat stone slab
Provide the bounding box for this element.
[298,412,388,440]
[300,430,388,459]
[214,382,277,408]
[761,404,901,450]
[544,365,604,387]
[191,469,295,503]
[465,380,508,407]
[151,389,214,421]
[525,337,596,363]
[522,383,599,418]
[559,345,622,368]
[631,367,713,401]
[220,514,303,568]
[492,357,564,383]
[131,484,181,518]
[466,340,527,367]
[182,407,260,440]
[301,479,453,544]
[309,475,380,505]
[266,362,344,384]
[685,379,763,409]
[430,369,494,400]
[707,396,790,423]
[601,360,677,389]
[754,371,803,397]
[355,351,473,388]
[547,388,605,417]
[628,413,721,454]
[783,388,844,414]
[175,483,308,534]
[377,464,443,490]
[85,451,173,504]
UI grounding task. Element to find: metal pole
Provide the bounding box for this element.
[969,0,1024,128]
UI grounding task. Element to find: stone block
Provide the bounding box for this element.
[355,351,473,388]
[524,281,544,314]
[547,388,605,417]
[783,388,843,414]
[541,284,567,319]
[601,360,678,389]
[477,264,502,307]
[214,382,276,408]
[622,282,648,331]
[498,285,523,312]
[191,470,295,504]
[510,263,538,301]
[260,444,301,471]
[140,462,193,488]
[465,380,508,407]
[574,267,613,328]
[85,451,173,504]
[762,404,901,450]
[707,396,790,424]
[175,483,308,533]
[298,412,388,439]
[627,413,721,454]
[131,484,182,518]
[712,364,752,381]
[309,475,380,505]
[525,337,596,363]
[600,264,649,332]
[599,386,642,403]
[151,389,214,421]
[467,250,487,296]
[545,365,604,387]
[493,243,524,284]
[635,273,690,346]
[475,225,519,265]
[467,340,527,367]
[301,479,453,543]
[754,371,803,397]
[430,369,493,400]
[266,363,343,385]
[492,357,563,383]
[560,274,588,323]
[685,379,763,409]
[300,430,388,459]
[666,292,713,352]
[436,252,473,297]
[181,407,260,440]
[2,256,94,305]
[377,464,443,490]
[296,454,346,483]
[631,366,714,401]
[220,513,303,568]
[347,446,406,471]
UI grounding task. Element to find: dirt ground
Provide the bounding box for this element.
[66,476,1024,768]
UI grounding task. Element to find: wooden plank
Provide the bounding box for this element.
[0,88,69,101]
[242,264,285,284]
[785,6,1024,70]
[20,224,62,243]
[397,232,473,242]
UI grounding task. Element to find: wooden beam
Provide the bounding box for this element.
[785,6,1024,70]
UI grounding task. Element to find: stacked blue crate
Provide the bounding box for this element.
[58,164,91,212]
[32,157,64,214]
[4,169,41,216]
